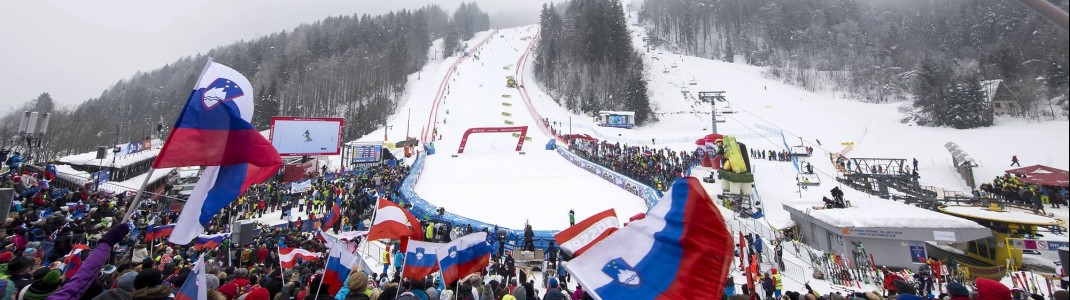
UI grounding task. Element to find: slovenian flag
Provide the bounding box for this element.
[321,196,342,231]
[403,239,445,280]
[144,224,176,242]
[279,247,321,268]
[324,239,361,295]
[156,60,281,244]
[366,198,423,241]
[45,163,57,180]
[174,254,207,300]
[563,177,734,300]
[193,233,229,250]
[435,232,492,285]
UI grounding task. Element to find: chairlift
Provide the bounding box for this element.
[689,79,698,85]
[789,145,812,157]
[714,115,727,123]
[663,69,670,74]
[797,173,821,186]
[671,63,679,68]
[720,106,737,114]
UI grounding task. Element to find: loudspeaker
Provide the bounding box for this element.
[96,146,107,160]
[0,189,13,222]
[231,220,257,246]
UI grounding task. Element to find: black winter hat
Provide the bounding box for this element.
[134,269,163,290]
[6,257,34,275]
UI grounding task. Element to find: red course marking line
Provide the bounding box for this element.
[513,30,557,142]
[422,30,500,143]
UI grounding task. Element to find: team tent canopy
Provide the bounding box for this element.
[1005,165,1070,187]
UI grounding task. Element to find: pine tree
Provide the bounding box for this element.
[944,74,991,129]
[914,57,953,126]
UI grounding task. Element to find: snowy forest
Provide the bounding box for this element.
[640,0,1069,128]
[533,0,653,125]
[0,3,490,158]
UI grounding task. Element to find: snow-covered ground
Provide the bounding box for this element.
[350,26,648,232]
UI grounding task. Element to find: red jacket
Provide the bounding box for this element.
[257,247,269,263]
[883,273,902,291]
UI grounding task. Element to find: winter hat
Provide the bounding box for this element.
[134,269,163,290]
[947,282,970,298]
[172,269,191,288]
[20,269,63,300]
[1052,291,1068,300]
[975,278,1010,300]
[0,252,13,264]
[117,271,138,291]
[894,279,917,295]
[245,288,271,300]
[6,257,33,275]
[0,279,15,300]
[92,288,132,300]
[32,268,51,280]
[548,277,559,289]
[218,282,239,299]
[347,270,368,292]
[205,274,220,290]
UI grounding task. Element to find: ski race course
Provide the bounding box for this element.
[347,18,1068,294]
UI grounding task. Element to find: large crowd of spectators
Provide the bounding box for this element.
[567,139,695,191]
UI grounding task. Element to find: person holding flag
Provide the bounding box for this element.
[436,232,492,286]
[48,224,130,299]
[403,238,445,280]
[321,196,342,233]
[366,198,423,242]
[323,238,362,296]
[174,254,208,300]
[279,247,322,268]
[134,59,281,245]
[563,177,735,300]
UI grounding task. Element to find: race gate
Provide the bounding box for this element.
[457,126,528,154]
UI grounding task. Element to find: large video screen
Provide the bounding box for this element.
[270,117,343,156]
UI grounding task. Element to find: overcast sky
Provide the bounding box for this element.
[0,0,548,109]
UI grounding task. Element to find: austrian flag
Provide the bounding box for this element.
[366,199,423,241]
[554,209,619,257]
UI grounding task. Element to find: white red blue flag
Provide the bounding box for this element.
[324,239,361,295]
[563,177,734,300]
[144,224,175,242]
[158,60,281,244]
[279,247,321,268]
[435,232,491,285]
[366,198,423,241]
[403,239,445,280]
[321,196,342,231]
[554,208,619,257]
[193,233,229,250]
[174,254,207,300]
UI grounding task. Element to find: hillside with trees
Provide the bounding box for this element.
[533,0,653,125]
[0,3,491,159]
[640,0,1069,128]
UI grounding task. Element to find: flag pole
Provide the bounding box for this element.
[121,168,157,223]
[312,251,328,300]
[394,252,408,299]
[121,57,214,224]
[278,246,285,277]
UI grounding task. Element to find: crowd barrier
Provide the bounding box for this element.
[554,147,662,208]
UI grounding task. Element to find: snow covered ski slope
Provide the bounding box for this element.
[396,27,646,231]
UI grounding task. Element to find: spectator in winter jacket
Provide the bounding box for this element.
[761,273,775,300]
[543,278,566,300]
[48,224,129,299]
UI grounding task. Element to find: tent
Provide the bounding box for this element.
[1005,165,1070,187]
